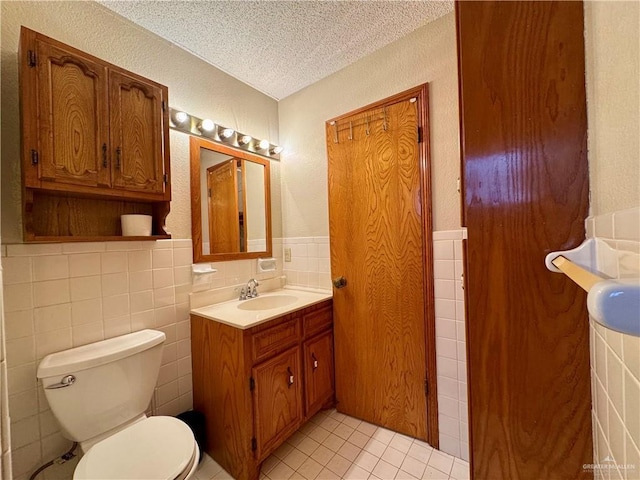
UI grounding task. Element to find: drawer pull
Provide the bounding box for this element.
[312,353,319,370]
[287,367,294,387]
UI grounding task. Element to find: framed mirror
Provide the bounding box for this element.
[190,136,272,262]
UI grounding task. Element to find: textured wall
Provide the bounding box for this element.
[584,1,640,216]
[278,13,461,237]
[0,1,280,243]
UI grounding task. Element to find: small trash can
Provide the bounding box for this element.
[177,410,207,462]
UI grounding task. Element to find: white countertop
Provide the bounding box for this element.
[190,287,333,330]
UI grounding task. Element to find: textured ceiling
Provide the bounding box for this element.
[98,1,453,100]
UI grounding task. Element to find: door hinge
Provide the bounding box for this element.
[163,173,168,184]
[417,126,423,144]
[31,149,39,165]
[207,188,211,198]
[424,379,429,396]
[249,377,255,391]
[251,437,257,451]
[27,50,37,67]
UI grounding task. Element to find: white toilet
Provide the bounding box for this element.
[36,329,200,479]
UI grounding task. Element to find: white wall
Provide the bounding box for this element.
[0,0,280,243]
[278,12,461,238]
[583,2,640,478]
[584,1,640,217]
[586,209,640,480]
[0,208,12,480]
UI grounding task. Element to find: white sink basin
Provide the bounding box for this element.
[190,288,333,329]
[237,295,299,311]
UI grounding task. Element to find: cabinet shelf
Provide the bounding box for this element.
[29,235,171,243]
[24,189,170,242]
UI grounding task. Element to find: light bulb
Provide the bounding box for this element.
[238,135,252,146]
[270,146,284,155]
[172,111,189,126]
[199,119,215,132]
[220,128,235,139]
[257,139,270,150]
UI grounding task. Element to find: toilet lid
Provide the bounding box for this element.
[74,416,197,480]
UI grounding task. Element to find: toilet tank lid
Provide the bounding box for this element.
[37,329,166,379]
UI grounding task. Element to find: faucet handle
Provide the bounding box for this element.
[246,278,259,298]
[239,287,247,300]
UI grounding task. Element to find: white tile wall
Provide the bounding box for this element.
[587,207,640,480]
[283,237,332,290]
[1,239,283,480]
[1,263,14,478]
[432,230,469,462]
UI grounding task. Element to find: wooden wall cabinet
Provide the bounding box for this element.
[19,27,171,242]
[191,300,334,480]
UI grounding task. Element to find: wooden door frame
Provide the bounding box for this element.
[326,84,438,447]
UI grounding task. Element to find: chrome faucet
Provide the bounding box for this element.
[246,278,259,298]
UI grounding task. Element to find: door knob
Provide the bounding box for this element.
[332,276,347,289]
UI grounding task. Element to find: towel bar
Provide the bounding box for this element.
[545,243,639,337]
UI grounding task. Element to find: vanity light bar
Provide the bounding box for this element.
[168,107,282,160]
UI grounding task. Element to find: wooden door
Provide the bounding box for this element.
[207,161,241,253]
[32,37,110,188]
[109,70,166,196]
[327,87,436,443]
[252,346,302,460]
[456,2,592,479]
[303,330,334,417]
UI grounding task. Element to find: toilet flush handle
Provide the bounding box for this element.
[46,375,76,389]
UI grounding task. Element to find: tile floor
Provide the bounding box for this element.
[195,409,470,480]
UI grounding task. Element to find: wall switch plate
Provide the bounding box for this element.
[284,248,292,262]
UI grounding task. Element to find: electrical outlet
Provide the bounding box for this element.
[284,248,292,262]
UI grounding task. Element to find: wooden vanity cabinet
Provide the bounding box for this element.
[191,300,334,480]
[19,27,171,241]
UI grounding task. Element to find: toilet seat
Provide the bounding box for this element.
[74,416,199,480]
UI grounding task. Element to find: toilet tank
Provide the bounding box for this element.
[37,330,166,443]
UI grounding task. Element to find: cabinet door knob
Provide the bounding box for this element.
[312,353,318,370]
[332,276,347,289]
[287,367,294,387]
[116,147,122,170]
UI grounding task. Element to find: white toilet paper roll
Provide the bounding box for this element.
[121,214,152,236]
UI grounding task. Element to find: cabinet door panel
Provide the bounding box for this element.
[109,70,165,195]
[36,39,109,188]
[252,346,301,459]
[303,330,334,418]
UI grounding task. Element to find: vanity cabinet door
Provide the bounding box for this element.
[252,346,302,459]
[303,330,334,418]
[109,69,168,198]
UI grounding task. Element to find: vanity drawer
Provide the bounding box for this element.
[303,306,333,338]
[252,319,300,364]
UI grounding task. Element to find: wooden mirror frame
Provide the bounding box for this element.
[190,136,272,262]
